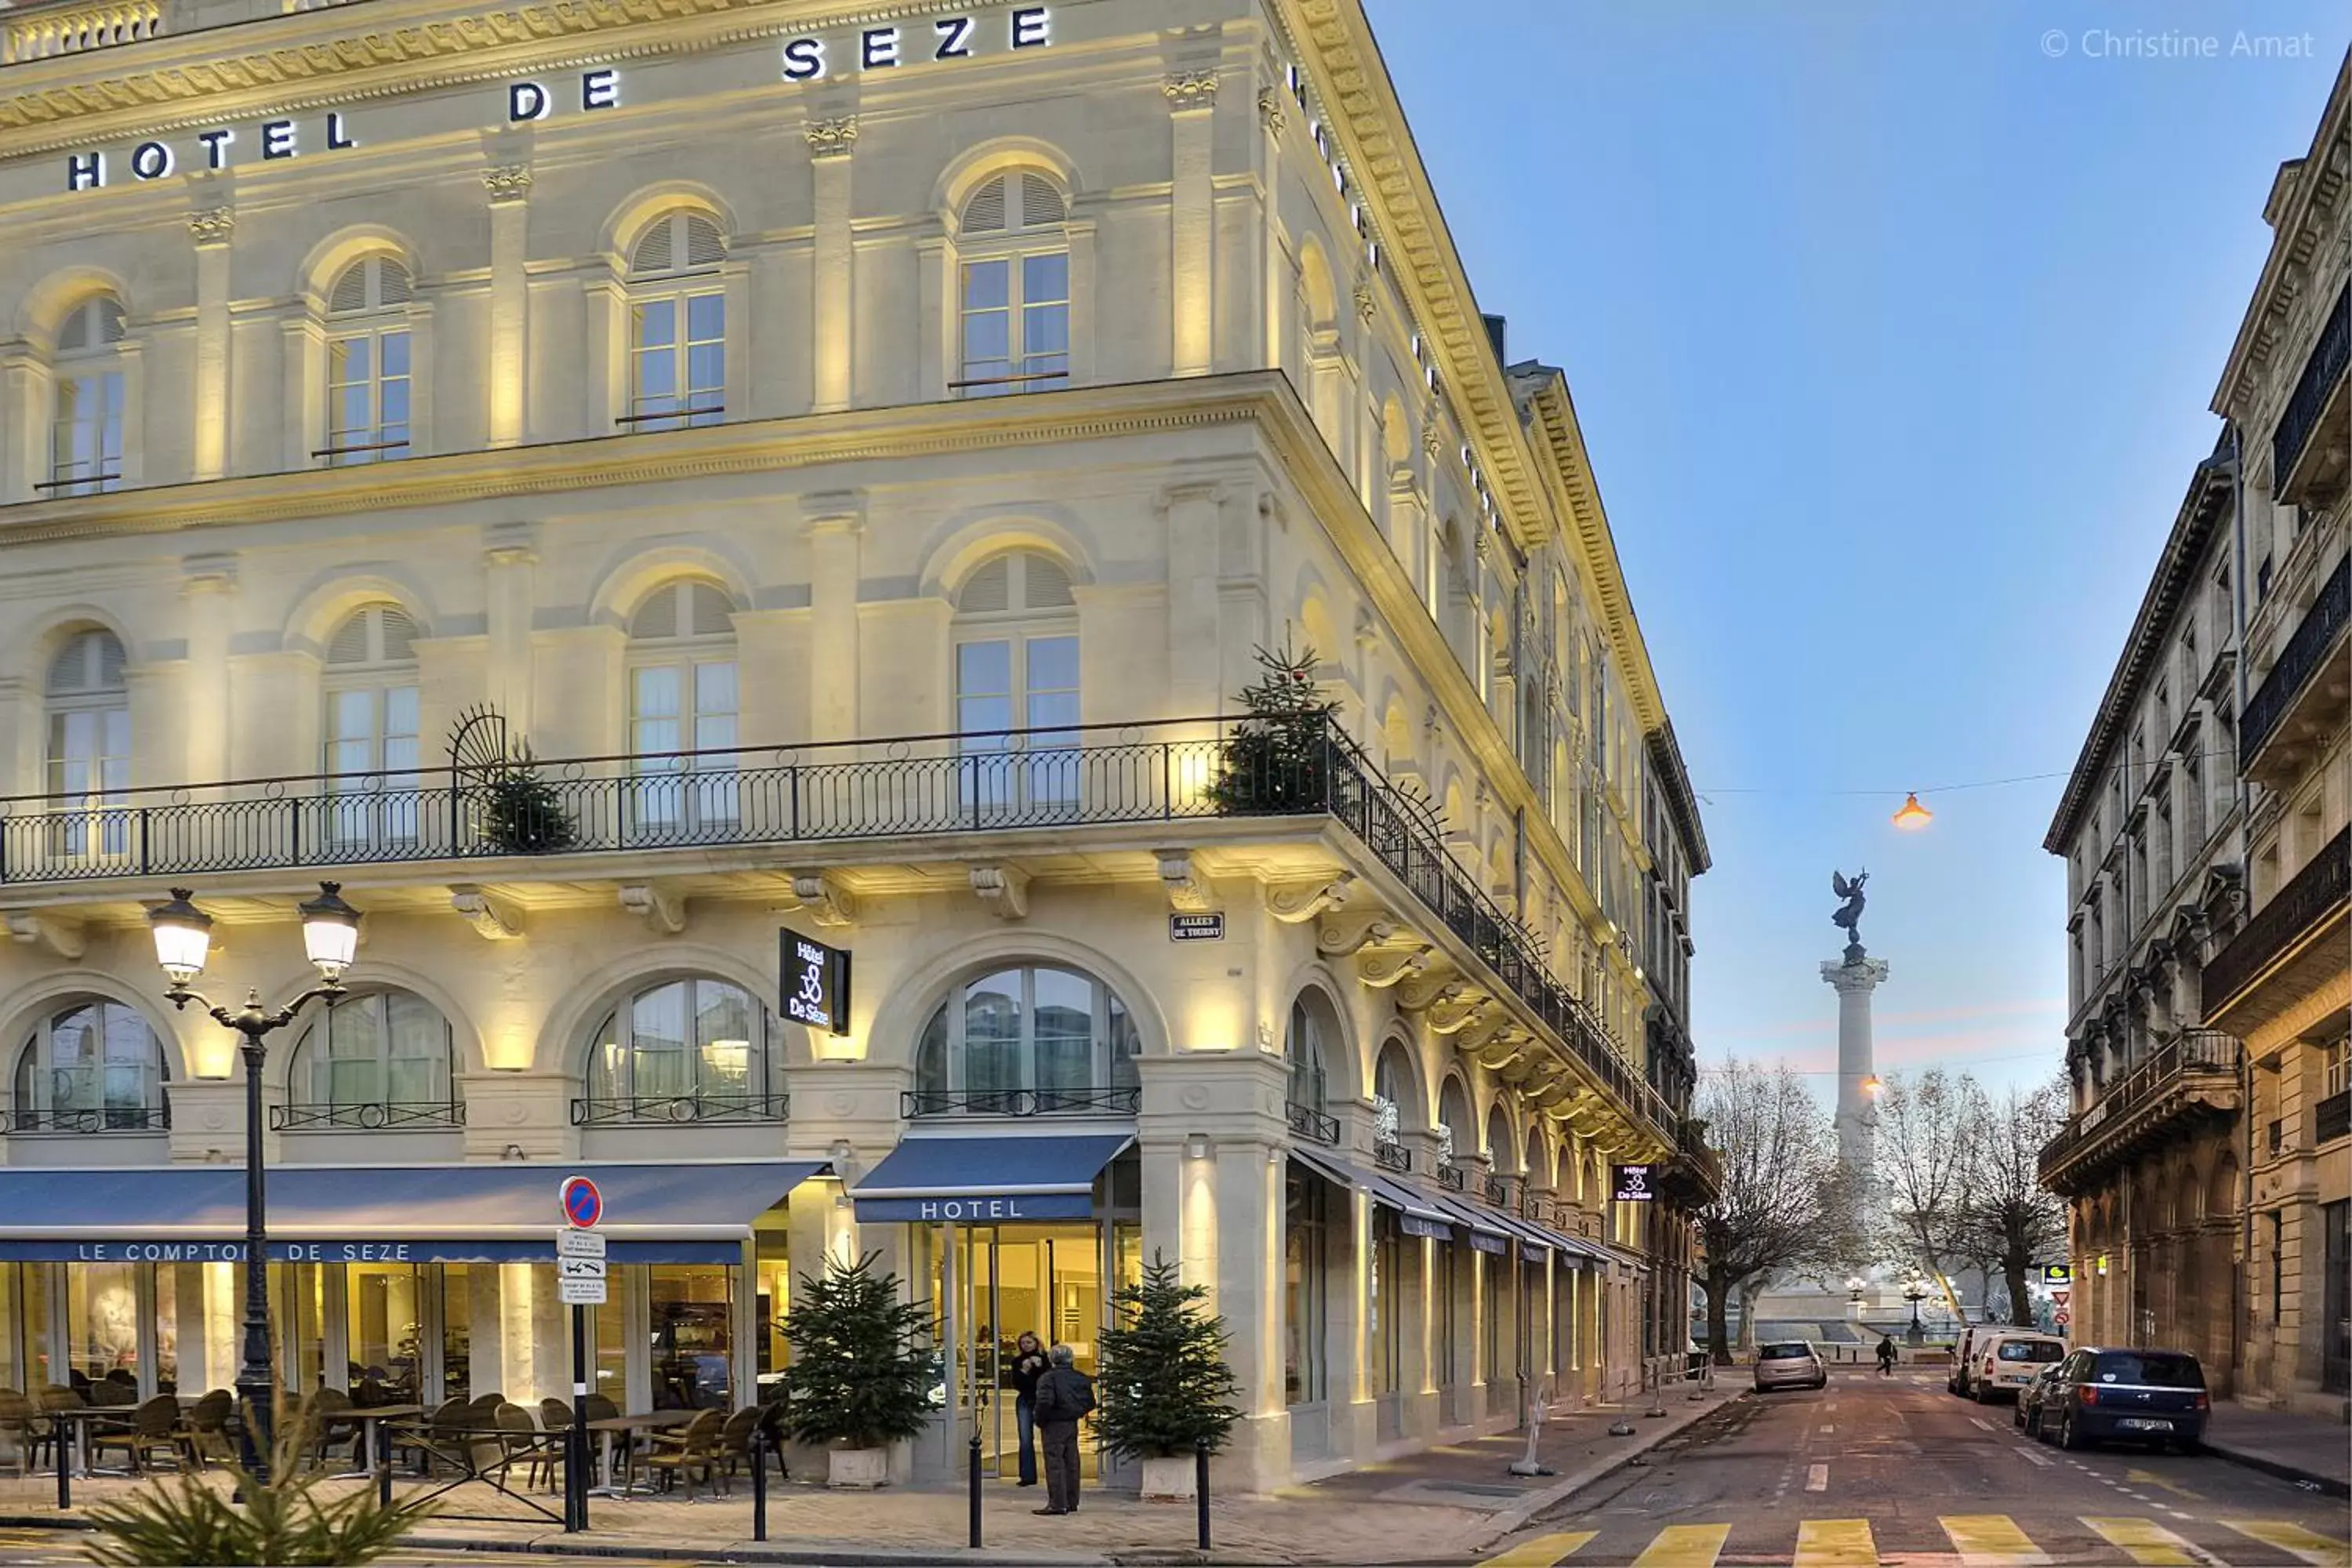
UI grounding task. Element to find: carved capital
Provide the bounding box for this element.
[1255,84,1287,135]
[1155,850,1213,913]
[971,865,1030,920]
[1316,910,1397,957]
[1265,873,1353,924]
[619,882,688,935]
[782,871,858,928]
[187,206,234,246]
[449,885,523,941]
[1353,279,1375,324]
[481,164,534,201]
[1163,68,1219,107]
[805,115,859,158]
[5,912,84,960]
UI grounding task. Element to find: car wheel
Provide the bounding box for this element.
[2058,1411,2089,1452]
[1973,1382,1992,1405]
[2011,1403,2025,1428]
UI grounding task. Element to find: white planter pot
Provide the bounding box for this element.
[1140,1454,1196,1501]
[827,1445,891,1489]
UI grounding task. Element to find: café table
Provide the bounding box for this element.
[48,1406,129,1478]
[583,1410,695,1497]
[330,1403,425,1479]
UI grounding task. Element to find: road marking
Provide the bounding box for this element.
[2127,1467,2203,1500]
[1940,1515,2053,1566]
[1480,1531,1598,1567]
[1806,1462,1830,1491]
[2082,1517,2197,1566]
[1819,1423,1835,1433]
[2221,1520,2351,1566]
[1628,1524,1731,1568]
[1795,1519,1878,1568]
[2016,1446,2053,1468]
[1969,1417,1995,1432]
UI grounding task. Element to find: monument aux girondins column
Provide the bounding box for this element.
[1823,869,1889,1178]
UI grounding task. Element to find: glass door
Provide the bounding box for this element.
[939,1224,1115,1482]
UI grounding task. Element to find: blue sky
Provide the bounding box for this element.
[1362,4,2349,1094]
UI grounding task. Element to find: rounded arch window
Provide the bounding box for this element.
[913,964,1138,1115]
[1436,1076,1472,1169]
[322,256,413,465]
[1372,1040,1415,1145]
[284,989,456,1128]
[323,603,422,848]
[9,999,167,1132]
[1284,996,1331,1113]
[955,171,1069,397]
[627,580,740,835]
[45,628,130,861]
[954,550,1078,817]
[625,211,727,431]
[1485,1104,1515,1169]
[584,976,782,1123]
[52,293,126,497]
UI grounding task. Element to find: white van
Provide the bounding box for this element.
[1966,1330,2068,1403]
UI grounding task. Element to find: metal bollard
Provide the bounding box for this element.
[750,1426,768,1542]
[967,1428,983,1549]
[376,1417,393,1511]
[1195,1437,1211,1551]
[53,1412,69,1511]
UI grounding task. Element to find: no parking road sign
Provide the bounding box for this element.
[560,1174,603,1229]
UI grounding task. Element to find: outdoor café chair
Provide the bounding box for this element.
[643,1408,724,1500]
[89,1395,182,1473]
[0,1390,50,1475]
[715,1407,761,1483]
[176,1391,234,1471]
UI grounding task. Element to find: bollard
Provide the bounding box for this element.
[1645,1359,1668,1418]
[750,1426,768,1542]
[53,1412,69,1511]
[376,1417,393,1511]
[967,1428,983,1549]
[1195,1437,1210,1551]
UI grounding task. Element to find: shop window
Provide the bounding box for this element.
[440,1265,474,1403]
[651,1265,736,1410]
[953,551,1078,818]
[346,1261,423,1403]
[580,975,783,1124]
[1284,1163,1327,1407]
[279,989,459,1131]
[320,256,412,464]
[321,604,421,851]
[627,581,739,838]
[66,1261,140,1395]
[624,211,726,431]
[1283,996,1338,1145]
[910,964,1138,1116]
[43,629,130,863]
[47,294,125,497]
[1372,1207,1402,1399]
[953,172,1069,397]
[8,999,167,1133]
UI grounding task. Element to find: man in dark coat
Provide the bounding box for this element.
[1029,1343,1095,1515]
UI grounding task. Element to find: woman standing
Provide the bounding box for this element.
[1009,1331,1049,1486]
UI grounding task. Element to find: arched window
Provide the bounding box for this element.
[582,976,782,1124]
[45,628,129,861]
[8,999,167,1133]
[954,172,1069,397]
[1484,1104,1516,1203]
[322,603,421,848]
[49,294,125,497]
[281,989,457,1129]
[1372,1040,1414,1171]
[954,551,1078,818]
[627,581,739,837]
[1436,1076,1471,1176]
[1283,995,1341,1145]
[626,211,726,431]
[1524,1127,1551,1193]
[322,256,412,464]
[913,964,1138,1116]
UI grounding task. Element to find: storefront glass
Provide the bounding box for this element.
[347,1263,423,1400]
[589,1294,626,1408]
[153,1266,177,1391]
[1284,1166,1327,1406]
[25,1265,55,1388]
[754,1224,789,1403]
[650,1265,735,1409]
[0,1265,19,1392]
[270,1265,328,1393]
[1481,1254,1502,1385]
[67,1261,140,1394]
[441,1265,474,1402]
[1371,1209,1400,1396]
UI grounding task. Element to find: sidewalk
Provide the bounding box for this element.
[0,1388,1743,1565]
[2207,1400,2352,1497]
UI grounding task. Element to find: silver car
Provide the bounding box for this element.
[1754,1340,1828,1392]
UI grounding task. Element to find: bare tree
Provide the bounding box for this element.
[1959,1073,2071,1325]
[1874,1069,1989,1318]
[1693,1058,1845,1363]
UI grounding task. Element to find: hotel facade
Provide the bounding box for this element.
[0,0,1719,1487]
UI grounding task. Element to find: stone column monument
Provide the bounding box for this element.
[1821,870,1889,1177]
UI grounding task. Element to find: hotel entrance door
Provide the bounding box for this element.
[935,1222,1130,1481]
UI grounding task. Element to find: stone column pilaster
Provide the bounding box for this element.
[1821,953,1891,1179]
[482,157,534,448]
[1163,67,1217,377]
[807,113,856,412]
[189,203,234,481]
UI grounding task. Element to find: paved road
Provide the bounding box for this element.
[0,1530,714,1567]
[1481,1370,2349,1567]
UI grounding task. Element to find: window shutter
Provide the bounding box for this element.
[683,214,725,267]
[378,606,419,661]
[1019,554,1075,608]
[631,219,674,277]
[630,586,681,640]
[687,582,734,636]
[961,175,1008,235]
[48,630,125,695]
[57,296,124,354]
[1018,173,1065,229]
[958,557,1011,614]
[377,260,413,307]
[326,615,373,666]
[329,263,370,315]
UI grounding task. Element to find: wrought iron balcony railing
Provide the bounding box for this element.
[1286,1099,1340,1146]
[2317,1090,2350,1146]
[270,1100,466,1132]
[1,1104,169,1134]
[2204,826,2350,1011]
[1434,1161,1467,1192]
[2240,553,2350,769]
[902,1087,1141,1119]
[2272,281,2350,496]
[2039,1029,2237,1185]
[1483,1173,1515,1207]
[570,1092,788,1127]
[1372,1138,1411,1174]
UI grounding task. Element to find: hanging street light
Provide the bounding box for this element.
[1892,792,1933,829]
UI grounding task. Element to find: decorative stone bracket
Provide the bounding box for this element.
[1395,968,1465,1013]
[1316,910,1398,956]
[779,871,858,928]
[1156,850,1214,913]
[1266,873,1354,924]
[619,882,687,935]
[448,885,523,941]
[971,865,1030,920]
[5,911,83,959]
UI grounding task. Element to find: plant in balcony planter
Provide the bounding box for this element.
[477,742,577,854]
[1207,638,1339,815]
[1096,1252,1240,1500]
[779,1251,939,1487]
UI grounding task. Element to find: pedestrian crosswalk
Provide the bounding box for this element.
[1479,1515,2352,1567]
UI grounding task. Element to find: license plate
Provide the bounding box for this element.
[2118,1418,2173,1431]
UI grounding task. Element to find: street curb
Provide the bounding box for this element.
[1465,1391,1748,1552]
[401,1534,1115,1566]
[2199,1439,2352,1499]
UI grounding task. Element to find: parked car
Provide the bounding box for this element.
[1754,1341,1828,1392]
[1948,1324,1987,1396]
[2038,1347,2209,1453]
[1968,1330,2068,1403]
[2013,1362,2069,1436]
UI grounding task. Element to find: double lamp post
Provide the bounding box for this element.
[147,880,365,1483]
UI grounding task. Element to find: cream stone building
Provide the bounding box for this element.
[2204,52,2348,1420]
[0,0,1719,1489]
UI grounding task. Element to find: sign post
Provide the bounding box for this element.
[557,1177,605,1532]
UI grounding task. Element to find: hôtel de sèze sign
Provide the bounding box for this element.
[59,5,1052,192]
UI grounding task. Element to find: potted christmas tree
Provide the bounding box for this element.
[1207,639,1338,815]
[1096,1253,1240,1500]
[477,742,577,853]
[778,1253,939,1488]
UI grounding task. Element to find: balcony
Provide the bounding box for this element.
[1286,1100,1340,1146]
[0,1103,169,1134]
[2239,552,2350,780]
[2317,1091,2350,1146]
[2204,826,2350,1031]
[1371,1138,1412,1174]
[1435,1161,1468,1192]
[570,1092,787,1127]
[903,1087,1138,1119]
[270,1100,464,1132]
[2272,281,2350,507]
[3,0,160,61]
[1657,1118,1725,1207]
[2039,1029,2239,1196]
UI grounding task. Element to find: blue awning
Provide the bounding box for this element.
[1427,1192,1512,1254]
[1288,1146,1454,1240]
[0,1160,828,1264]
[850,1132,1133,1223]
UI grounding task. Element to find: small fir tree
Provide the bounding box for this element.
[1095,1252,1241,1460]
[779,1252,940,1451]
[477,742,576,853]
[1207,638,1338,815]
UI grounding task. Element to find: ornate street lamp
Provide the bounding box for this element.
[1903,1278,1930,1346]
[150,881,363,1482]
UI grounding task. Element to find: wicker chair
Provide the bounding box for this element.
[90,1395,181,1473]
[0,1390,50,1476]
[714,1406,762,1484]
[176,1391,234,1471]
[643,1408,724,1499]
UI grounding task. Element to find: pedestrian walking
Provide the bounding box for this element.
[1030,1343,1095,1516]
[1876,1334,1897,1376]
[1008,1331,1048,1487]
